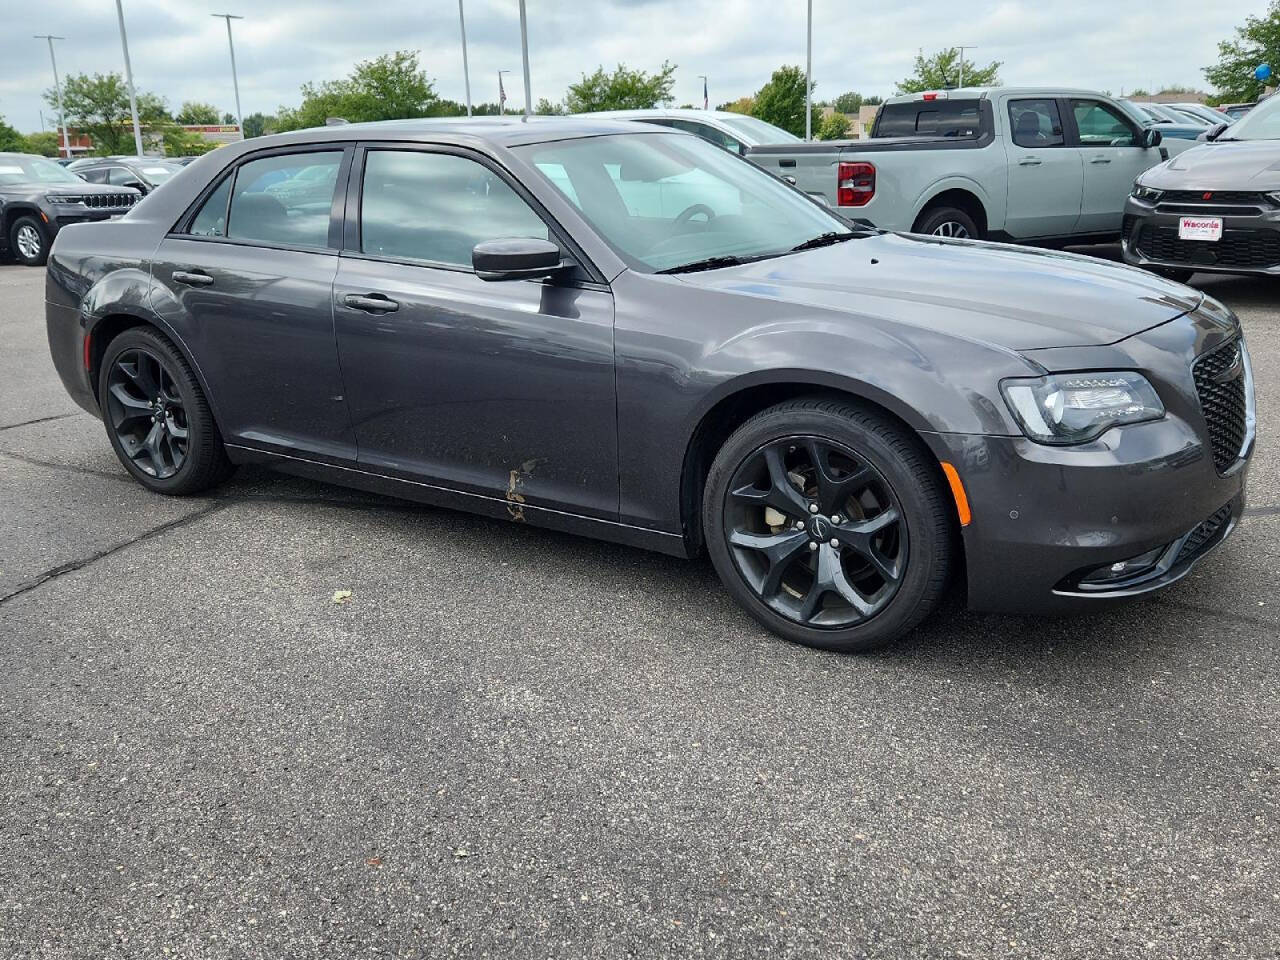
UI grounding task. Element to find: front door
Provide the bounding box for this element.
[332,145,618,520]
[1003,97,1083,238]
[1069,98,1161,234]
[150,147,357,463]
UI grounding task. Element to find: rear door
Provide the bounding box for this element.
[1003,97,1083,238]
[150,146,357,463]
[1068,98,1160,233]
[331,144,618,519]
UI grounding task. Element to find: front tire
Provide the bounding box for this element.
[913,206,980,241]
[703,397,954,653]
[98,326,235,495]
[9,215,49,266]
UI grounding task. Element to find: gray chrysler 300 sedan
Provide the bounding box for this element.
[45,117,1255,652]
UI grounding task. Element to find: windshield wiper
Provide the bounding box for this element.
[789,231,858,252]
[657,253,778,275]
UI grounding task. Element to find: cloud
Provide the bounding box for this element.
[0,0,1261,134]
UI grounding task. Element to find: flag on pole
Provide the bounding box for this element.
[499,74,507,111]
[703,76,709,110]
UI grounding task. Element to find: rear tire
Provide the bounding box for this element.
[98,326,235,495]
[9,215,49,266]
[702,397,954,653]
[913,206,980,241]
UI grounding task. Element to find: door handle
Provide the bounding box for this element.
[343,293,400,313]
[1018,157,1042,166]
[172,270,214,286]
[1089,156,1112,164]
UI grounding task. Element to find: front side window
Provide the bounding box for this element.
[359,150,548,266]
[517,132,853,273]
[669,119,742,153]
[1072,100,1137,147]
[226,151,342,248]
[80,168,109,184]
[1009,99,1065,148]
[107,166,136,186]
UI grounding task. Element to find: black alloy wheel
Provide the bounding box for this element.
[98,326,235,495]
[915,206,980,241]
[723,437,907,628]
[703,397,954,653]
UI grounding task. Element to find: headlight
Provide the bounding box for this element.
[1132,183,1163,202]
[45,194,83,205]
[1001,372,1164,445]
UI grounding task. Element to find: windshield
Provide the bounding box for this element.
[516,132,853,273]
[1223,95,1280,140]
[716,114,801,144]
[0,154,84,186]
[141,164,179,182]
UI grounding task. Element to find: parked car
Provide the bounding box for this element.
[745,87,1175,243]
[1167,102,1236,126]
[1220,102,1258,121]
[580,108,800,155]
[1124,92,1280,281]
[0,152,140,265]
[45,118,1253,652]
[1121,101,1210,143]
[72,157,184,195]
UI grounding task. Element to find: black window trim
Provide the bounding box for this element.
[1006,97,1068,149]
[340,140,607,287]
[167,143,354,255]
[1065,97,1141,149]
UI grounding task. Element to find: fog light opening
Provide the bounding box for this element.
[1078,545,1167,587]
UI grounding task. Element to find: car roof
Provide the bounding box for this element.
[274,115,666,146]
[580,108,744,122]
[883,86,1118,104]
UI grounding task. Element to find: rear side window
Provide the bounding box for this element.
[188,177,232,237]
[1008,99,1065,147]
[359,150,549,267]
[1072,100,1137,147]
[875,101,981,138]
[226,151,342,248]
[668,119,743,153]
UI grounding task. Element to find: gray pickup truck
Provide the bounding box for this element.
[746,87,1179,244]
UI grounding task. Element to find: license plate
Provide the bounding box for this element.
[1179,216,1222,242]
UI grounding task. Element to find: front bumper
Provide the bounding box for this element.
[1122,195,1280,276]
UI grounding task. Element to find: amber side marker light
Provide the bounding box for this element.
[939,461,971,527]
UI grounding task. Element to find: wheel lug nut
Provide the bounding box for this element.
[808,542,818,551]
[808,503,818,514]
[830,538,840,547]
[794,521,804,530]
[831,515,841,524]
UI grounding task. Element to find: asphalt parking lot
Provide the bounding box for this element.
[1,255,1277,959]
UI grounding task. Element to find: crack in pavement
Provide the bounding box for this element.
[0,503,225,606]
[0,412,80,433]
[0,448,128,483]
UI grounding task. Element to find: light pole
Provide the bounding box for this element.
[212,14,244,135]
[34,34,71,158]
[113,0,145,155]
[805,0,813,140]
[518,0,532,120]
[458,0,472,117]
[956,46,976,88]
[498,69,510,114]
[698,74,708,110]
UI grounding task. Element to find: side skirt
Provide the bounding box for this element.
[225,443,692,559]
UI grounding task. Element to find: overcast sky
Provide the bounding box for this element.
[0,0,1265,133]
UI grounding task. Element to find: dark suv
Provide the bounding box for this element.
[70,157,184,196]
[1,152,140,266]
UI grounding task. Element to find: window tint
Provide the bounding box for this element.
[1009,99,1065,147]
[668,119,742,153]
[1072,100,1136,146]
[360,150,548,266]
[188,177,232,237]
[227,151,342,248]
[875,101,982,138]
[107,166,136,186]
[80,168,108,184]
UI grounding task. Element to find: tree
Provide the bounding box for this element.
[0,116,24,152]
[816,112,851,140]
[564,61,677,112]
[163,127,217,157]
[718,96,754,115]
[23,131,62,156]
[1130,87,1151,97]
[223,112,236,125]
[1204,1,1280,102]
[833,91,863,113]
[535,97,565,115]
[176,101,221,125]
[751,65,821,138]
[864,95,884,106]
[275,50,441,131]
[896,48,1001,94]
[45,72,171,155]
[241,112,276,138]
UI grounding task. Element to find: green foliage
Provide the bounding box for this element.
[535,97,565,115]
[0,116,24,152]
[1130,88,1151,97]
[751,65,821,138]
[162,127,217,157]
[718,96,754,115]
[864,95,884,106]
[275,50,440,131]
[23,131,62,156]
[816,112,852,140]
[241,112,276,138]
[223,112,236,125]
[1204,1,1280,102]
[896,48,1001,94]
[832,91,863,113]
[564,61,677,112]
[44,72,172,155]
[175,101,221,125]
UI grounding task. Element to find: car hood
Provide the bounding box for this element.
[1144,139,1280,190]
[9,181,142,198]
[675,232,1201,351]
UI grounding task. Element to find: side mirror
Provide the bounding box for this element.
[122,179,146,192]
[472,238,569,282]
[1141,128,1163,149]
[1205,122,1229,142]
